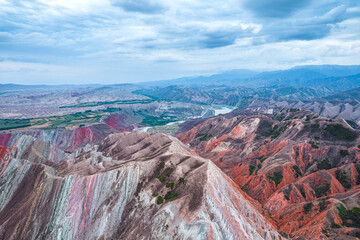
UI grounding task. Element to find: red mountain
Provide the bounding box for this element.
[177,109,360,239]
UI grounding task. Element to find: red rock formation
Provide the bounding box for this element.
[177,109,360,239]
[0,132,285,240]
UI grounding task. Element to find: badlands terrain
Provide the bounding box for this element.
[1,65,360,239]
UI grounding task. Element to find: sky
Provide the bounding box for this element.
[0,0,360,84]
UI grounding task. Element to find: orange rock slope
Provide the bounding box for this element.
[177,109,360,239]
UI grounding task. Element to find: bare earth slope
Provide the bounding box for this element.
[177,109,360,239]
[0,131,285,240]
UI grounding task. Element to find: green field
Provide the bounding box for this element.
[59,99,154,108]
[0,107,122,131]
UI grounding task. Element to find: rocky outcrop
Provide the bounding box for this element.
[0,132,285,240]
[0,124,117,152]
[177,109,360,239]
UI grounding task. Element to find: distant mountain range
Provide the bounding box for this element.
[142,65,360,91]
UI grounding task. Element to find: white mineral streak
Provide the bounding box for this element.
[0,158,31,212]
[0,132,286,240]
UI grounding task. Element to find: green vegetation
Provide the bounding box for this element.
[159,161,165,170]
[352,207,360,214]
[322,228,330,237]
[166,182,174,189]
[267,171,283,186]
[249,165,256,175]
[257,164,262,169]
[331,223,341,228]
[157,167,174,182]
[314,184,330,198]
[340,149,350,157]
[258,156,267,163]
[311,123,320,129]
[337,203,360,228]
[274,114,285,122]
[132,90,170,102]
[195,133,213,141]
[356,232,360,238]
[241,186,250,193]
[335,170,351,189]
[156,196,164,204]
[164,191,178,201]
[264,123,289,139]
[0,118,31,130]
[284,193,290,201]
[309,141,320,149]
[140,113,178,126]
[303,202,314,214]
[300,188,306,199]
[59,99,153,108]
[292,165,302,177]
[317,158,331,170]
[0,107,123,130]
[178,177,186,185]
[319,199,329,212]
[325,124,356,141]
[135,182,143,197]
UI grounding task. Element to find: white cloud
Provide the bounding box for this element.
[0,0,359,84]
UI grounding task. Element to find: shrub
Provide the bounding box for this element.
[178,178,186,185]
[314,184,330,198]
[157,167,174,182]
[159,161,165,169]
[335,170,351,189]
[319,199,329,212]
[196,133,213,141]
[317,158,331,170]
[166,182,174,189]
[300,188,306,199]
[309,141,319,149]
[340,149,350,157]
[331,223,341,228]
[325,124,356,141]
[267,171,283,186]
[156,196,164,204]
[258,156,267,162]
[353,207,360,214]
[292,165,302,177]
[311,124,320,129]
[164,191,178,201]
[249,165,256,175]
[135,182,143,197]
[304,202,314,214]
[337,203,360,228]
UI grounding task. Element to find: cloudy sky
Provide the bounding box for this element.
[0,0,360,84]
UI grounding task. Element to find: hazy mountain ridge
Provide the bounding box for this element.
[141,65,360,89]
